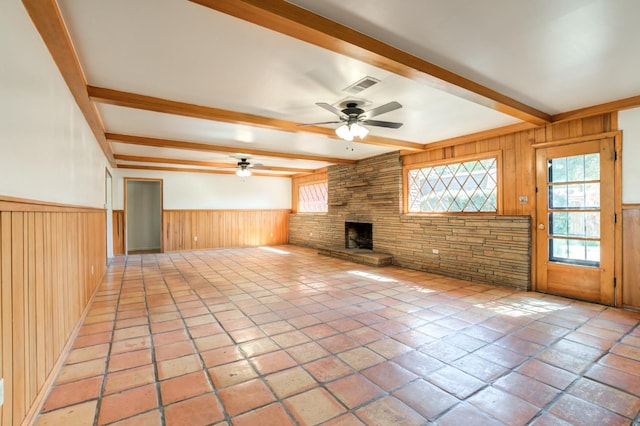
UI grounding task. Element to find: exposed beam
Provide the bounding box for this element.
[419,122,538,152]
[89,86,424,151]
[552,95,640,122]
[190,0,551,126]
[21,0,115,165]
[117,164,284,177]
[114,154,313,174]
[106,133,356,165]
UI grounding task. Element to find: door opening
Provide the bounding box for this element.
[125,178,163,255]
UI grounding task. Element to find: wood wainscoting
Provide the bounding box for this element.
[112,209,125,255]
[163,209,290,251]
[0,196,106,426]
[623,204,640,310]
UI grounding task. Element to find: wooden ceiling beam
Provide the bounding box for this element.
[117,164,284,177]
[191,0,551,126]
[420,122,537,152]
[551,94,640,122]
[21,0,115,166]
[89,86,424,151]
[106,133,356,165]
[114,154,313,174]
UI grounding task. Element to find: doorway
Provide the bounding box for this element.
[535,138,616,305]
[125,178,163,254]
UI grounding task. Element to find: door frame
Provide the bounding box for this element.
[124,177,164,254]
[531,131,622,306]
[105,168,113,261]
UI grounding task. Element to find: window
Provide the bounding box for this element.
[298,181,328,212]
[546,152,601,266]
[407,155,499,213]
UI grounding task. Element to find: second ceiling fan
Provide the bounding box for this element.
[301,100,403,141]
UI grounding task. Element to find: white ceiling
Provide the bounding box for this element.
[49,0,640,176]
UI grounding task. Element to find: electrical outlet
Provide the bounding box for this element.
[194,236,198,242]
[432,249,439,254]
[518,195,528,204]
[0,378,4,407]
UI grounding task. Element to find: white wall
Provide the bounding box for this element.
[620,107,640,204]
[112,169,292,210]
[0,1,110,208]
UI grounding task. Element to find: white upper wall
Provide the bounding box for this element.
[112,169,291,211]
[0,1,110,208]
[620,107,640,204]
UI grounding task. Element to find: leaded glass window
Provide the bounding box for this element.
[407,157,498,213]
[298,182,328,212]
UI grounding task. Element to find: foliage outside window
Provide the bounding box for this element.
[298,182,328,212]
[547,152,601,266]
[407,155,499,213]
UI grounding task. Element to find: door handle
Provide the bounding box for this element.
[538,223,545,230]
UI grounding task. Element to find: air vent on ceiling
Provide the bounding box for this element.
[342,76,380,94]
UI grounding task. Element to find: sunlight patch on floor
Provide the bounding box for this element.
[474,299,570,317]
[258,246,290,255]
[348,270,397,283]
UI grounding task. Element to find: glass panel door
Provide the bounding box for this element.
[535,138,615,305]
[547,153,601,267]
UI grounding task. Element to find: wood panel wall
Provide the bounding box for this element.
[623,205,640,310]
[403,114,616,216]
[402,113,619,293]
[112,210,125,255]
[163,209,290,251]
[0,197,106,426]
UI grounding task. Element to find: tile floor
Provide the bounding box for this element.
[35,245,640,425]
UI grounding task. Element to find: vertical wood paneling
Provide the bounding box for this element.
[0,199,106,426]
[0,211,13,425]
[623,206,640,310]
[112,210,125,255]
[12,213,26,419]
[403,113,614,217]
[163,209,290,251]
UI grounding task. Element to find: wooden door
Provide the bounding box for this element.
[535,138,616,305]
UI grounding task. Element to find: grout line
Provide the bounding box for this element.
[37,246,640,425]
[92,255,127,426]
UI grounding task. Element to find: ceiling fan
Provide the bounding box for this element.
[235,157,262,177]
[300,100,403,141]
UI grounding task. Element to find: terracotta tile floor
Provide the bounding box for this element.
[35,245,640,425]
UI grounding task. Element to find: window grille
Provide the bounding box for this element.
[299,182,328,212]
[407,157,498,213]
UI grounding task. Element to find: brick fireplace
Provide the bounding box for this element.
[289,151,532,290]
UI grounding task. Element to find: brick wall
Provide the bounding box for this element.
[289,151,531,290]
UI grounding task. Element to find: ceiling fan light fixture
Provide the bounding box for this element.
[236,168,252,177]
[336,122,369,141]
[335,124,354,141]
[351,122,369,139]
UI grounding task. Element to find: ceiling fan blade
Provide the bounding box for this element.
[362,119,403,129]
[297,121,342,127]
[316,102,346,118]
[364,101,402,119]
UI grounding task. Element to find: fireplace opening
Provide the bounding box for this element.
[345,222,373,250]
